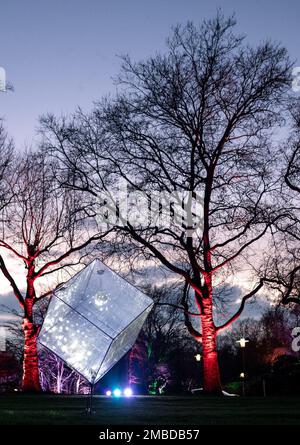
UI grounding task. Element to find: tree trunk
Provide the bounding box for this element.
[200,300,222,395]
[22,318,41,392]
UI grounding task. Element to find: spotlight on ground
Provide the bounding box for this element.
[124,387,133,397]
[113,388,122,397]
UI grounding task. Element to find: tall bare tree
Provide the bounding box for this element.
[279,102,300,302]
[41,15,292,393]
[129,284,193,387]
[263,101,300,304]
[0,149,111,392]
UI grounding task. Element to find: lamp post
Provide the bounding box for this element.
[236,338,249,396]
[86,370,97,415]
[194,353,201,387]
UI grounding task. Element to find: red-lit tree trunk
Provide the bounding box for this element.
[22,267,41,392]
[200,300,221,394]
[22,317,41,392]
[192,269,222,394]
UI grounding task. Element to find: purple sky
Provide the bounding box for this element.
[0,0,299,148]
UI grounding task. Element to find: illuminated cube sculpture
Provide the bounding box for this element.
[38,259,153,383]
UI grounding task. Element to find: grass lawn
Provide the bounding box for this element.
[0,394,299,425]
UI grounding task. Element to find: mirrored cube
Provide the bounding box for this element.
[38,259,153,383]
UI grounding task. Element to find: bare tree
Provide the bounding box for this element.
[279,102,300,303]
[0,149,111,392]
[38,348,89,394]
[41,15,292,393]
[263,101,300,304]
[129,284,194,388]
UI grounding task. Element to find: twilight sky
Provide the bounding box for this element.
[0,0,299,148]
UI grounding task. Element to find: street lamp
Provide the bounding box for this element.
[237,338,249,396]
[194,353,202,387]
[236,337,249,348]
